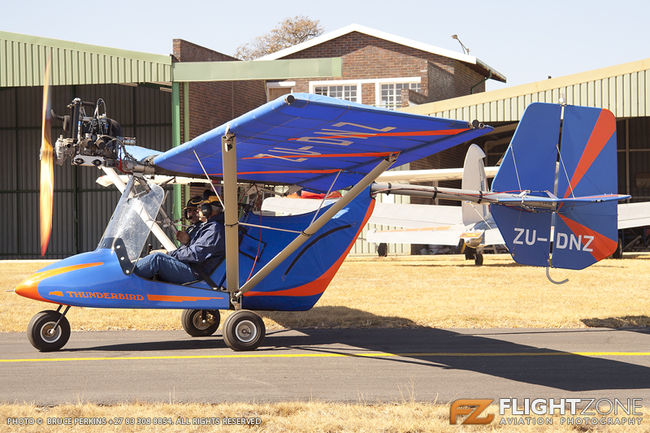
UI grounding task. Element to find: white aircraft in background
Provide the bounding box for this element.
[261,144,650,265]
[367,144,499,265]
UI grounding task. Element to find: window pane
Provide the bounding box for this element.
[312,84,357,102]
[380,81,420,110]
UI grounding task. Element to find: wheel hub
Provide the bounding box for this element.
[234,320,257,343]
[40,322,61,343]
[192,311,215,331]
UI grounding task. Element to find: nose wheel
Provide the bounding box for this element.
[222,310,265,351]
[27,308,71,352]
[181,309,220,337]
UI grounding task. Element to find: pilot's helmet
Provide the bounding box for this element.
[200,194,223,215]
[183,195,202,219]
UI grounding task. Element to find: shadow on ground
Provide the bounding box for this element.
[73,306,650,393]
[582,315,650,332]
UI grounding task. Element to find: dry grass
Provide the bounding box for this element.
[0,402,646,433]
[1,254,649,333]
[1,260,649,432]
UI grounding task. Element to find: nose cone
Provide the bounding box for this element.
[15,274,47,302]
[15,261,104,304]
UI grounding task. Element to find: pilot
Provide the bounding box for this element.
[176,195,203,246]
[133,197,225,285]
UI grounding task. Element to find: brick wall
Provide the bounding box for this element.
[173,39,267,141]
[277,32,487,105]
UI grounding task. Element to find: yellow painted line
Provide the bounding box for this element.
[1,352,649,363]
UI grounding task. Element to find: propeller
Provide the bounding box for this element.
[39,58,53,256]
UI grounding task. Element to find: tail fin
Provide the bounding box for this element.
[490,103,620,270]
[461,144,489,225]
[491,103,562,195]
[551,105,619,269]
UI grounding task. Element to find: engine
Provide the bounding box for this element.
[53,98,137,168]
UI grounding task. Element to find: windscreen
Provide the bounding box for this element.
[98,176,164,263]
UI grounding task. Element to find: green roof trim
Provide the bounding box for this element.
[172,58,342,82]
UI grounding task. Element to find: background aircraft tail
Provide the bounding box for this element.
[490,103,621,269]
[461,144,490,226]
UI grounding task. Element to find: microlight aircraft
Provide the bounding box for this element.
[16,69,628,351]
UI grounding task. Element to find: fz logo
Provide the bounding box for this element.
[450,399,494,425]
[513,228,594,252]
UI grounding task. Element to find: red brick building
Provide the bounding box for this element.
[260,24,505,112]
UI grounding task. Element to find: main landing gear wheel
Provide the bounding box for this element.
[181,309,220,337]
[222,310,265,351]
[474,253,484,266]
[27,310,71,352]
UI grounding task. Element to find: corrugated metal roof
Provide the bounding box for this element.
[403,58,650,122]
[0,31,172,87]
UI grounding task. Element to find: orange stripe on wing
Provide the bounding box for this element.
[243,152,393,160]
[209,169,340,176]
[288,129,470,140]
[558,214,617,261]
[244,199,376,298]
[146,294,225,303]
[563,110,616,198]
[15,262,103,303]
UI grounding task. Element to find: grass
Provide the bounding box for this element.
[1,254,649,332]
[0,402,647,433]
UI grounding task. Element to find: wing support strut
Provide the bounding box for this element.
[234,153,398,298]
[221,132,241,308]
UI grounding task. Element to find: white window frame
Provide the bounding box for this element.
[309,79,362,103]
[374,77,422,109]
[308,77,422,107]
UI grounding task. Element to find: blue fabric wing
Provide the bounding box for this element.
[153,93,492,192]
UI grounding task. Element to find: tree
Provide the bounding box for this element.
[234,16,324,60]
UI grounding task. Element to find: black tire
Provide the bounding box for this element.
[377,243,388,257]
[27,310,70,352]
[222,310,265,351]
[181,309,220,337]
[474,253,484,266]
